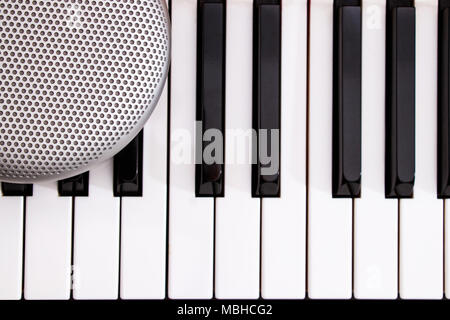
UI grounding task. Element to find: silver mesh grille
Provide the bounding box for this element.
[0,0,170,182]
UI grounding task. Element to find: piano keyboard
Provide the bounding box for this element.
[1,0,450,301]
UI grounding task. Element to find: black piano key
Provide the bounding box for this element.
[1,183,33,197]
[385,0,415,198]
[332,0,362,198]
[195,0,226,197]
[113,131,144,197]
[252,0,281,198]
[58,172,89,197]
[438,0,450,198]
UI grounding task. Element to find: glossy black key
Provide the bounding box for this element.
[385,0,415,198]
[252,0,281,198]
[195,0,226,197]
[113,131,143,197]
[332,0,362,198]
[438,1,450,198]
[58,172,89,197]
[1,183,33,197]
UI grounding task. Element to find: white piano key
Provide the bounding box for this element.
[72,160,120,300]
[24,182,72,300]
[215,0,260,299]
[0,195,24,300]
[399,0,443,299]
[168,0,214,299]
[354,0,398,299]
[446,199,450,298]
[261,0,307,300]
[308,0,353,299]
[120,83,168,300]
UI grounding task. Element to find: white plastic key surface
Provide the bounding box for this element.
[446,199,450,298]
[120,83,168,300]
[72,160,120,300]
[399,0,443,299]
[214,0,260,299]
[0,196,24,300]
[261,0,307,299]
[24,182,72,300]
[354,0,398,299]
[168,0,214,299]
[308,0,353,299]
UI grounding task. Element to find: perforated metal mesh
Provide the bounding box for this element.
[0,0,170,182]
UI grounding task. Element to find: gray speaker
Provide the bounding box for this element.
[0,0,170,183]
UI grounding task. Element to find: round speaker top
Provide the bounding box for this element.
[0,0,170,183]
